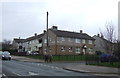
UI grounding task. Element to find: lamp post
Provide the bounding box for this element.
[46,12,49,54]
[83,44,87,65]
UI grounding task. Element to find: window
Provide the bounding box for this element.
[88,48,93,52]
[49,48,52,52]
[44,48,47,52]
[76,47,80,53]
[44,39,47,43]
[68,38,72,42]
[88,40,92,44]
[68,47,72,52]
[61,37,65,41]
[82,39,85,44]
[61,46,65,52]
[75,39,81,43]
[49,38,52,42]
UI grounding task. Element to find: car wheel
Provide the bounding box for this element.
[9,58,11,61]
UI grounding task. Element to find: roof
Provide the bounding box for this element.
[50,29,95,40]
[93,35,113,44]
[13,33,44,43]
[25,33,44,42]
[13,39,25,43]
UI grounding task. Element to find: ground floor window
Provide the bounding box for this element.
[88,48,93,52]
[68,47,72,52]
[61,46,65,52]
[76,47,80,53]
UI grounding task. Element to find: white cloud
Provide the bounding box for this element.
[1,0,119,41]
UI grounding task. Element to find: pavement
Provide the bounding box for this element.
[11,55,120,76]
[11,55,44,63]
[63,65,120,76]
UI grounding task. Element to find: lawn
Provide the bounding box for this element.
[25,55,99,61]
[90,62,120,68]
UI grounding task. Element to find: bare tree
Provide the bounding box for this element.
[2,39,12,51]
[99,22,116,54]
[105,22,116,42]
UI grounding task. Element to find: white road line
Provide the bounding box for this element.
[51,66,55,68]
[29,72,39,76]
[47,65,50,67]
[12,72,21,76]
[2,74,8,78]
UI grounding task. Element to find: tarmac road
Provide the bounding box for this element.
[2,60,94,77]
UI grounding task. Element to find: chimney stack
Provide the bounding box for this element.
[52,26,58,30]
[97,34,100,37]
[80,30,83,33]
[43,30,46,33]
[34,33,37,36]
[101,35,104,38]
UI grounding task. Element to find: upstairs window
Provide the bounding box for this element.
[61,37,65,41]
[68,38,72,42]
[75,39,81,43]
[82,39,85,44]
[44,39,47,43]
[88,40,92,44]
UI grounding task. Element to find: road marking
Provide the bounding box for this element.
[51,66,55,68]
[43,65,46,66]
[47,65,50,67]
[2,74,8,78]
[39,64,71,72]
[29,72,39,76]
[12,72,21,76]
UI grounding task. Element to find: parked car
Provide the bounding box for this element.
[0,51,11,60]
[99,53,118,62]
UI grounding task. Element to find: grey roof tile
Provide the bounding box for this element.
[50,29,95,40]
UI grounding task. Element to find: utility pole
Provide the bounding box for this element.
[46,12,49,54]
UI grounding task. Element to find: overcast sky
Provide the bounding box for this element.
[0,0,119,42]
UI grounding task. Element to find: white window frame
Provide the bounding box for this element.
[68,47,72,52]
[76,47,80,53]
[88,40,92,44]
[61,37,65,41]
[88,48,93,52]
[75,39,81,43]
[61,46,65,52]
[44,39,47,43]
[68,38,72,42]
[82,39,85,44]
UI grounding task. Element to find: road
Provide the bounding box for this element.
[2,60,95,77]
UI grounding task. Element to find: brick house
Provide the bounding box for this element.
[12,38,25,52]
[12,26,95,55]
[42,26,95,55]
[93,34,114,54]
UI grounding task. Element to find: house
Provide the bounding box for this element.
[93,34,114,54]
[12,33,44,53]
[12,26,95,55]
[12,38,25,52]
[42,26,95,55]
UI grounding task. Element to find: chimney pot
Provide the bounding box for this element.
[44,30,46,33]
[80,30,83,33]
[34,33,37,36]
[52,26,58,30]
[97,34,100,37]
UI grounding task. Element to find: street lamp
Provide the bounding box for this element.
[83,44,87,65]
